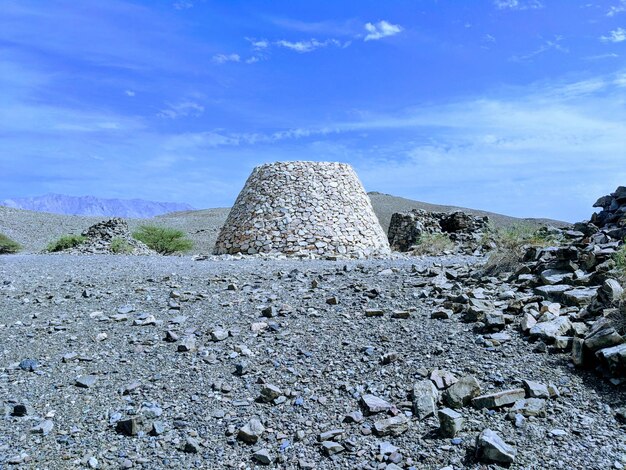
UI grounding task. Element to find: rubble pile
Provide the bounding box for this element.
[387,209,490,254]
[69,218,155,255]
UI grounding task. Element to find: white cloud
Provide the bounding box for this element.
[601,28,626,43]
[494,0,543,10]
[212,53,241,64]
[125,90,135,97]
[363,20,403,41]
[157,101,204,119]
[608,0,626,16]
[246,38,269,50]
[274,38,342,53]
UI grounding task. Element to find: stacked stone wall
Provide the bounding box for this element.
[214,161,390,258]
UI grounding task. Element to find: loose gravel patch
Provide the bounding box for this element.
[0,254,624,469]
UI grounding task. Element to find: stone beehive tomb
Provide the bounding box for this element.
[214,161,391,258]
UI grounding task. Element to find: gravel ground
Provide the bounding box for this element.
[1,254,624,469]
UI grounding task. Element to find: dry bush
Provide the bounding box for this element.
[411,233,455,256]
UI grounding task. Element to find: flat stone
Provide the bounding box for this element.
[75,375,98,388]
[361,394,392,414]
[509,398,546,418]
[373,415,409,437]
[365,308,384,317]
[584,318,624,352]
[472,389,526,409]
[539,270,572,285]
[562,287,598,306]
[321,440,345,456]
[529,317,572,343]
[534,285,573,302]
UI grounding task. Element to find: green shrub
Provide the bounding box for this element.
[132,225,193,255]
[0,233,21,254]
[46,235,87,252]
[412,232,455,256]
[110,237,133,254]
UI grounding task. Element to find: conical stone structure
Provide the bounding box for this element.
[214,161,391,258]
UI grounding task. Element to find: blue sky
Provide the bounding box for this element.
[1,0,625,221]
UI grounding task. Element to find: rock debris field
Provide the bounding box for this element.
[1,254,625,469]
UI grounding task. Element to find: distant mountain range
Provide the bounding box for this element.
[0,194,194,218]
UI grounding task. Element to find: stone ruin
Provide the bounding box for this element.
[388,209,490,253]
[213,161,391,258]
[67,218,154,255]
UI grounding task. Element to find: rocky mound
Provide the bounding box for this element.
[461,186,626,382]
[67,218,155,255]
[214,161,390,258]
[388,209,490,254]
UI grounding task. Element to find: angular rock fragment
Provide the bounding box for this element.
[476,429,516,464]
[238,418,265,444]
[522,380,550,399]
[443,375,481,409]
[438,408,463,437]
[412,380,438,419]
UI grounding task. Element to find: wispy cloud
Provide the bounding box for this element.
[274,38,345,53]
[607,0,626,16]
[601,28,626,43]
[584,53,619,60]
[125,90,136,97]
[157,100,204,119]
[212,53,241,63]
[494,0,544,10]
[510,36,568,61]
[363,21,403,41]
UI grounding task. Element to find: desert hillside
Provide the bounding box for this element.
[0,194,568,254]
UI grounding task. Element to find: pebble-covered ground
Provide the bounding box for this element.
[1,254,624,469]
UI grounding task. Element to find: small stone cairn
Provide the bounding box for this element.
[69,218,154,255]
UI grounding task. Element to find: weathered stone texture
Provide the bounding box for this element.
[214,161,390,258]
